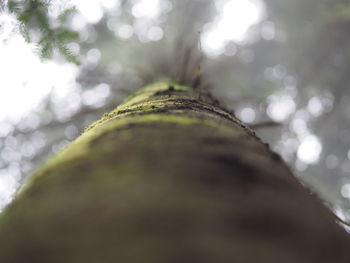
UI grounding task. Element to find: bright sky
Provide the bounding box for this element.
[0,10,79,211]
[202,0,262,56]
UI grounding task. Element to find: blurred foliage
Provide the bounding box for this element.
[3,0,79,63]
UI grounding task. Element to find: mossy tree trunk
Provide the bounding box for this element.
[0,82,349,262]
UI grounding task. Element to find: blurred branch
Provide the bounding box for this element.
[249,121,282,130]
[5,0,80,63]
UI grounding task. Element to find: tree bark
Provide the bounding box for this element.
[0,82,349,262]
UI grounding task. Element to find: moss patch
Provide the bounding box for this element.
[123,81,195,106]
[24,114,243,191]
[85,82,200,132]
[21,81,258,196]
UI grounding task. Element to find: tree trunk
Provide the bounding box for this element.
[0,82,349,262]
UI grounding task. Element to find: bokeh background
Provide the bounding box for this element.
[0,0,349,223]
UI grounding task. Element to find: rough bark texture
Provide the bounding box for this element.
[0,82,349,262]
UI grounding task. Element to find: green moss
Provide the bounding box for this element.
[25,114,241,189]
[85,98,238,133]
[19,81,250,195]
[123,81,195,106]
[85,82,198,132]
[21,80,249,195]
[26,81,245,186]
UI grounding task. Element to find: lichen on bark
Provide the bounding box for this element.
[0,81,349,263]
